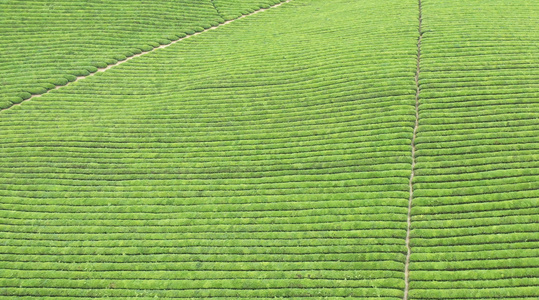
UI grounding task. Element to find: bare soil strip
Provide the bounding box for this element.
[404,1,423,299]
[1,0,291,112]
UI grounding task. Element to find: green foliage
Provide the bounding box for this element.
[0,0,537,298]
[213,0,287,19]
[70,69,90,77]
[0,0,280,109]
[139,44,154,52]
[0,0,421,298]
[50,77,69,86]
[17,92,32,100]
[410,0,539,298]
[0,100,12,109]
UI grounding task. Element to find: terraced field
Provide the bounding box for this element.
[0,0,538,299]
[410,1,539,298]
[0,0,285,109]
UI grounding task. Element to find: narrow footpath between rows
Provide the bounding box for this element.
[404,0,423,299]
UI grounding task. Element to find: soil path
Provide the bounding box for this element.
[404,0,423,299]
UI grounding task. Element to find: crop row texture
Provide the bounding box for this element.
[0,0,418,298]
[408,0,539,299]
[1,0,538,298]
[0,0,285,110]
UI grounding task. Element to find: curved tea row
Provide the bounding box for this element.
[0,0,284,110]
[0,0,418,298]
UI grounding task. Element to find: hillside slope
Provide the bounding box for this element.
[0,0,538,299]
[410,0,539,298]
[1,0,418,298]
[0,0,284,110]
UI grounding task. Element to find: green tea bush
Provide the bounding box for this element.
[0,0,282,109]
[410,3,539,299]
[0,0,421,297]
[1,0,537,298]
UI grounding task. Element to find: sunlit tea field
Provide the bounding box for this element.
[1,0,537,298]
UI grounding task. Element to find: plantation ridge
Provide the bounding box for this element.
[0,0,538,299]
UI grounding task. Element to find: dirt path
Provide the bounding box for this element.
[1,0,291,112]
[403,0,423,299]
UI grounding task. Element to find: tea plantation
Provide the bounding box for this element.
[0,0,286,109]
[0,0,537,299]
